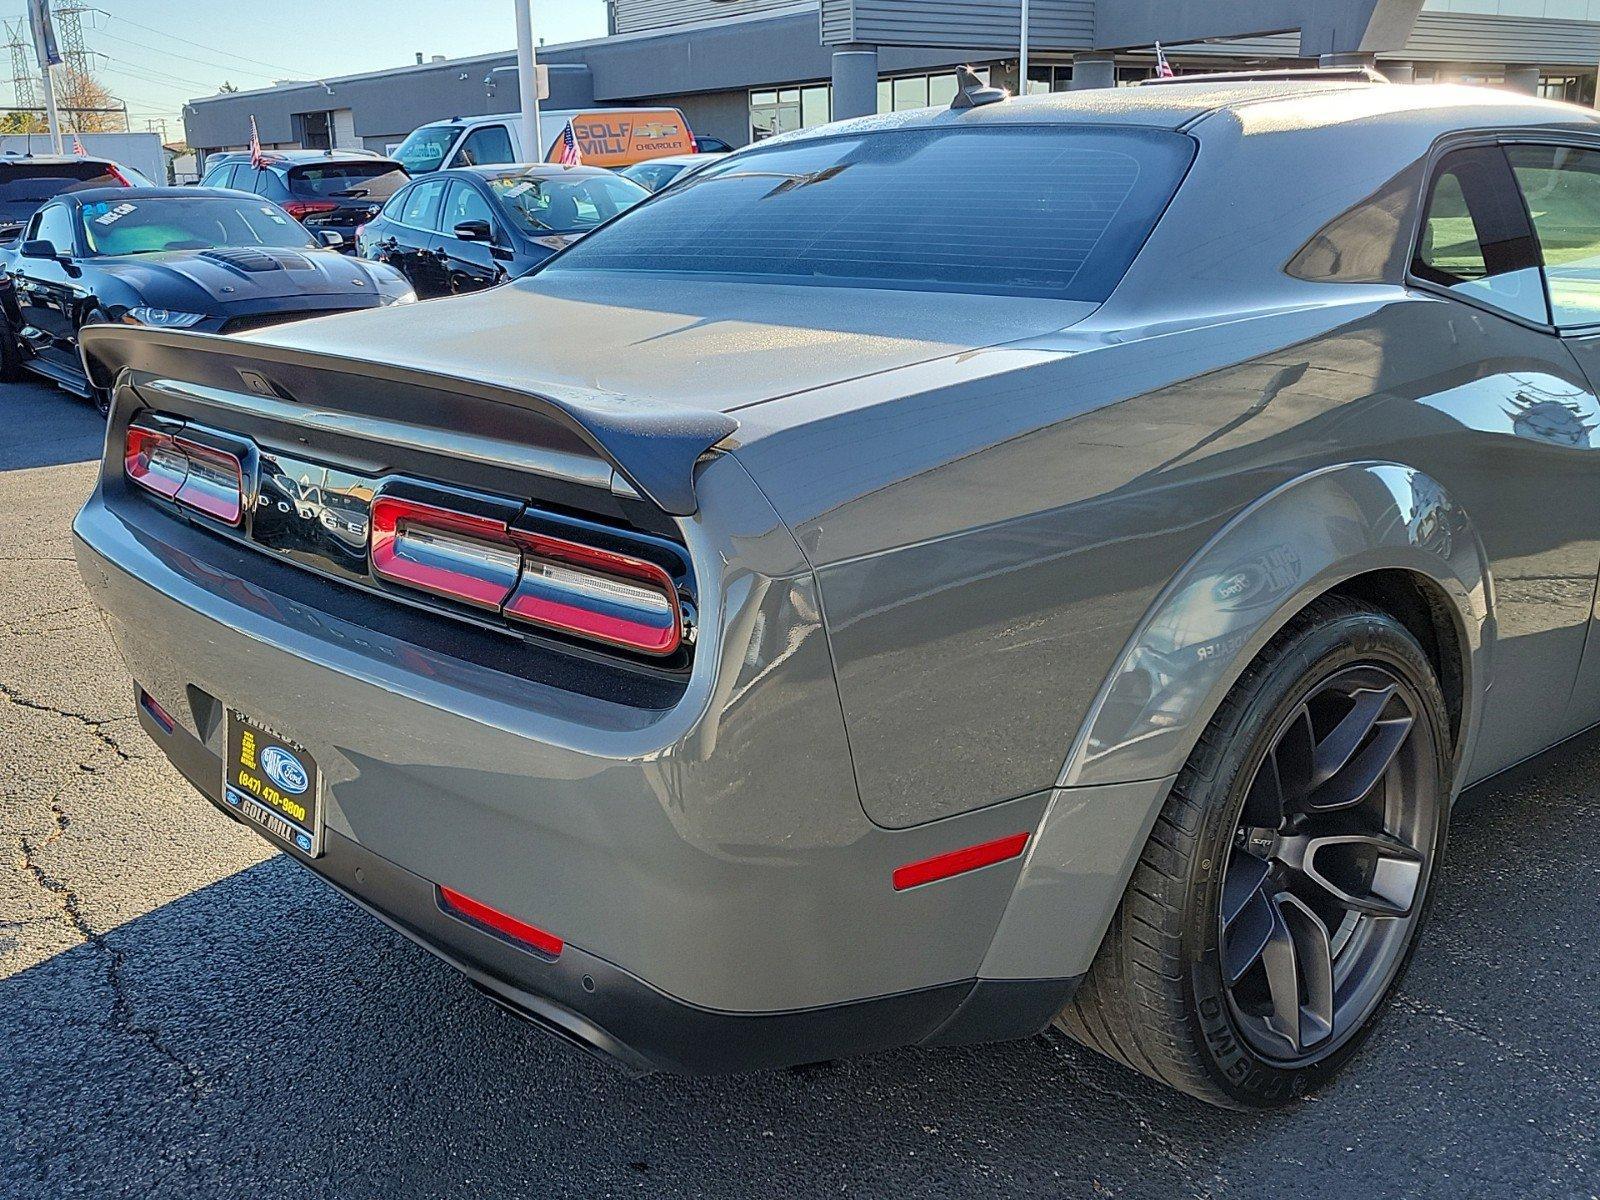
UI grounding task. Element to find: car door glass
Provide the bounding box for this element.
[200,164,235,188]
[35,204,74,255]
[1414,146,1548,325]
[444,181,495,237]
[1506,144,1600,329]
[452,125,514,168]
[399,178,446,229]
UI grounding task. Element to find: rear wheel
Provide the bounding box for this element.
[1056,596,1451,1108]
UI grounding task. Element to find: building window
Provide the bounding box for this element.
[877,68,990,115]
[750,84,831,141]
[1540,75,1595,105]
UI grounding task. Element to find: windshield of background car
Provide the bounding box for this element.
[488,172,649,235]
[80,197,318,255]
[289,162,410,199]
[0,162,126,223]
[394,124,456,174]
[544,126,1196,301]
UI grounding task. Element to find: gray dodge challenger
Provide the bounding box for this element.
[71,76,1600,1108]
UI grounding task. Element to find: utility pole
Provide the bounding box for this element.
[514,0,542,163]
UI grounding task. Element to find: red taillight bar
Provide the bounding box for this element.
[505,529,681,656]
[370,494,684,657]
[892,833,1030,891]
[370,496,521,610]
[282,199,339,221]
[124,426,244,526]
[439,886,563,957]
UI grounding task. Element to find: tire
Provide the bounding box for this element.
[0,313,24,383]
[1056,595,1452,1108]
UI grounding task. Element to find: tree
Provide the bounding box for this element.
[219,81,239,93]
[0,111,46,133]
[57,67,123,133]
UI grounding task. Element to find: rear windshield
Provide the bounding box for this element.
[0,162,126,221]
[288,162,409,199]
[542,126,1195,301]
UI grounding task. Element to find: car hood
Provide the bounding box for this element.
[96,247,390,306]
[237,270,1099,412]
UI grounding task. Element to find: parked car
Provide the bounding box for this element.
[0,186,414,411]
[392,107,696,174]
[693,135,735,154]
[198,150,409,249]
[0,153,154,242]
[619,152,727,192]
[358,164,647,297]
[71,78,1600,1109]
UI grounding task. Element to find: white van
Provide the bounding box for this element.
[393,108,698,174]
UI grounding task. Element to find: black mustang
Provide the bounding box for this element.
[0,186,416,412]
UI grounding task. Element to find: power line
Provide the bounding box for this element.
[87,7,315,79]
[91,27,282,83]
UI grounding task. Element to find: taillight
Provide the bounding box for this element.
[281,200,338,221]
[123,425,245,525]
[369,497,520,610]
[369,494,685,657]
[505,530,680,656]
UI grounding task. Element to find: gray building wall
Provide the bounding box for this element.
[613,0,810,34]
[821,0,1096,48]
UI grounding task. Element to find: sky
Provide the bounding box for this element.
[3,1,609,142]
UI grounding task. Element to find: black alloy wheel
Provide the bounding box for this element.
[1220,664,1439,1063]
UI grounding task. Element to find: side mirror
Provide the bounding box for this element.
[19,239,58,260]
[315,229,345,248]
[453,219,492,242]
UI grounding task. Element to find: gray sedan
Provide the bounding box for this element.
[72,76,1600,1109]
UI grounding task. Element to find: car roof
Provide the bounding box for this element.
[209,149,399,167]
[760,79,1600,145]
[0,154,117,168]
[442,164,618,180]
[56,185,248,205]
[626,154,722,168]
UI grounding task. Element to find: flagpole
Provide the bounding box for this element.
[1019,0,1029,95]
[41,61,61,154]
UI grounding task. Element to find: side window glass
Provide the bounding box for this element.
[399,178,446,229]
[453,125,514,168]
[201,164,235,188]
[1507,144,1600,329]
[36,205,74,253]
[443,181,495,233]
[1414,146,1548,325]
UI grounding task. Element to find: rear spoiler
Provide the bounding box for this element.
[80,325,737,516]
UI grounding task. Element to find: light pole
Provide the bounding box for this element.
[1020,0,1029,95]
[515,0,543,163]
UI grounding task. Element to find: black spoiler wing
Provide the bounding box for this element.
[80,325,737,517]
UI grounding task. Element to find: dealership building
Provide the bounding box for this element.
[183,0,1600,162]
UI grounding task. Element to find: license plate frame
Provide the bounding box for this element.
[223,708,322,857]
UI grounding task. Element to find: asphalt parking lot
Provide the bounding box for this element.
[1,377,1597,1200]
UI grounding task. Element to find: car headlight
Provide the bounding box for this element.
[383,288,418,306]
[123,306,207,328]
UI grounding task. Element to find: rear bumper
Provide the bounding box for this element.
[136,690,1075,1074]
[74,460,1082,1072]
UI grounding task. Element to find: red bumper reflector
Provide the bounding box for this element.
[439,886,564,957]
[138,689,176,733]
[892,832,1030,891]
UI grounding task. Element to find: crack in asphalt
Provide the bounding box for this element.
[12,799,210,1101]
[0,681,134,764]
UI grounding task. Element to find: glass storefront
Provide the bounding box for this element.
[750,84,832,140]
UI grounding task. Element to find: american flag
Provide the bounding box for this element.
[249,115,265,169]
[557,121,583,168]
[70,131,85,156]
[1155,42,1175,79]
